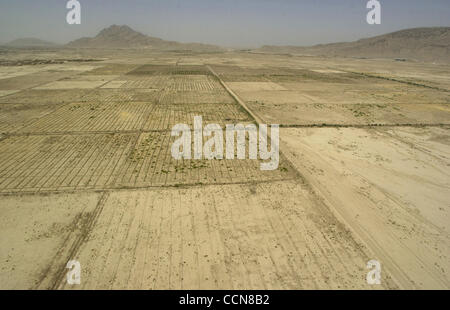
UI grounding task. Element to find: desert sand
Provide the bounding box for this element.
[0,43,448,290]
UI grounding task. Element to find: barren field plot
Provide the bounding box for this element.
[120,75,222,91]
[113,132,294,188]
[277,82,375,104]
[381,89,450,105]
[18,102,155,133]
[0,66,45,80]
[268,69,360,84]
[34,80,107,90]
[245,101,352,126]
[227,82,287,91]
[0,103,63,133]
[52,182,396,290]
[325,59,450,91]
[379,71,450,92]
[79,89,160,103]
[143,102,252,131]
[128,64,211,76]
[245,101,450,126]
[285,126,450,230]
[280,127,450,289]
[214,66,361,85]
[235,90,314,105]
[64,75,120,82]
[40,64,100,73]
[311,69,346,74]
[126,64,176,75]
[167,75,223,91]
[0,63,92,80]
[0,90,20,98]
[0,134,136,193]
[231,79,405,107]
[278,75,450,105]
[211,65,293,79]
[0,89,91,104]
[0,71,77,90]
[101,80,128,89]
[219,75,272,82]
[120,76,173,90]
[158,90,235,104]
[0,192,102,289]
[82,64,139,75]
[230,78,450,126]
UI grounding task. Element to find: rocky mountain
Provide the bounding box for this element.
[257,27,450,63]
[4,38,57,48]
[67,25,223,51]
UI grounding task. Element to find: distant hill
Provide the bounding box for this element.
[5,38,57,48]
[256,27,450,63]
[67,25,224,51]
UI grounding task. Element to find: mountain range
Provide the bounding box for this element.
[4,38,58,48]
[2,25,449,62]
[66,25,224,51]
[256,27,450,62]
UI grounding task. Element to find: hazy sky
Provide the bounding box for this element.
[0,0,449,47]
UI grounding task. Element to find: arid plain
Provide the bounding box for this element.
[0,47,449,290]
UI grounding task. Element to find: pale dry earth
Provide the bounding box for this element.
[0,49,448,290]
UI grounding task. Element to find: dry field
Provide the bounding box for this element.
[0,49,448,290]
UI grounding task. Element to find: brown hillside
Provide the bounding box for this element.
[257,27,450,63]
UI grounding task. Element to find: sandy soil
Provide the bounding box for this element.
[0,192,101,289]
[49,182,395,290]
[0,49,448,290]
[280,127,449,289]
